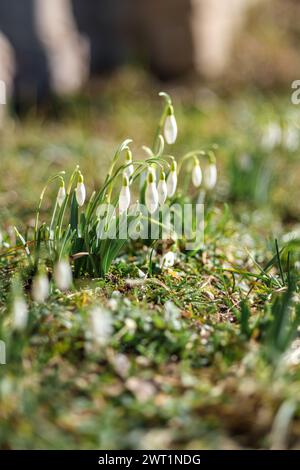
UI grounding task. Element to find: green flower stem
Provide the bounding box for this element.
[34,172,65,243]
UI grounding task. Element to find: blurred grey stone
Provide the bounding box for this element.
[192,0,260,79]
[0,0,264,110]
[0,0,88,110]
[0,31,14,124]
[35,0,89,94]
[72,0,129,73]
[0,0,51,108]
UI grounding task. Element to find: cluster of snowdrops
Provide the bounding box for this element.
[9,92,218,329]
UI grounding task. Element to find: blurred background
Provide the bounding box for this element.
[0,0,300,226]
[0,0,300,108]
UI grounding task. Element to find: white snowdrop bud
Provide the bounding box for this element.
[145,170,159,214]
[284,126,299,152]
[57,181,66,208]
[192,157,202,188]
[88,306,113,347]
[119,174,131,213]
[12,296,28,331]
[31,273,49,303]
[124,148,134,179]
[164,106,177,145]
[166,160,177,198]
[262,122,282,150]
[54,259,72,291]
[157,171,168,205]
[204,163,217,190]
[75,173,86,207]
[160,251,176,269]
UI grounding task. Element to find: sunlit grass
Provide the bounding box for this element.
[1,72,300,449]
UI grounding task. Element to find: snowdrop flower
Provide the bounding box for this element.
[166,160,177,197]
[204,163,217,190]
[157,171,168,205]
[283,126,299,152]
[192,157,202,188]
[124,148,134,179]
[75,172,86,207]
[137,268,146,278]
[164,300,181,330]
[88,306,113,347]
[54,259,72,291]
[164,106,177,144]
[31,273,49,303]
[125,318,137,333]
[160,251,176,269]
[107,297,119,311]
[56,180,66,208]
[12,296,28,331]
[261,122,282,150]
[145,170,159,214]
[119,174,131,213]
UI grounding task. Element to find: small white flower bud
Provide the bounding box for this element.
[124,148,134,179]
[57,181,66,208]
[160,251,176,269]
[75,173,86,207]
[204,163,217,190]
[145,170,159,214]
[262,122,282,150]
[31,273,49,303]
[164,107,177,145]
[145,169,158,214]
[88,306,113,347]
[192,158,202,188]
[166,160,177,197]
[157,171,168,205]
[119,174,131,213]
[54,259,72,291]
[12,296,28,331]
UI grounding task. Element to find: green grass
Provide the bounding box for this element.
[1,70,300,449]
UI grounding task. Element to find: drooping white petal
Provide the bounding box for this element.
[261,122,282,150]
[76,182,86,207]
[157,179,168,205]
[192,164,202,188]
[119,186,131,213]
[57,186,66,207]
[160,252,176,269]
[88,306,113,347]
[31,274,49,303]
[145,182,159,214]
[164,114,177,145]
[12,296,28,331]
[166,171,177,198]
[54,259,72,291]
[204,164,217,190]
